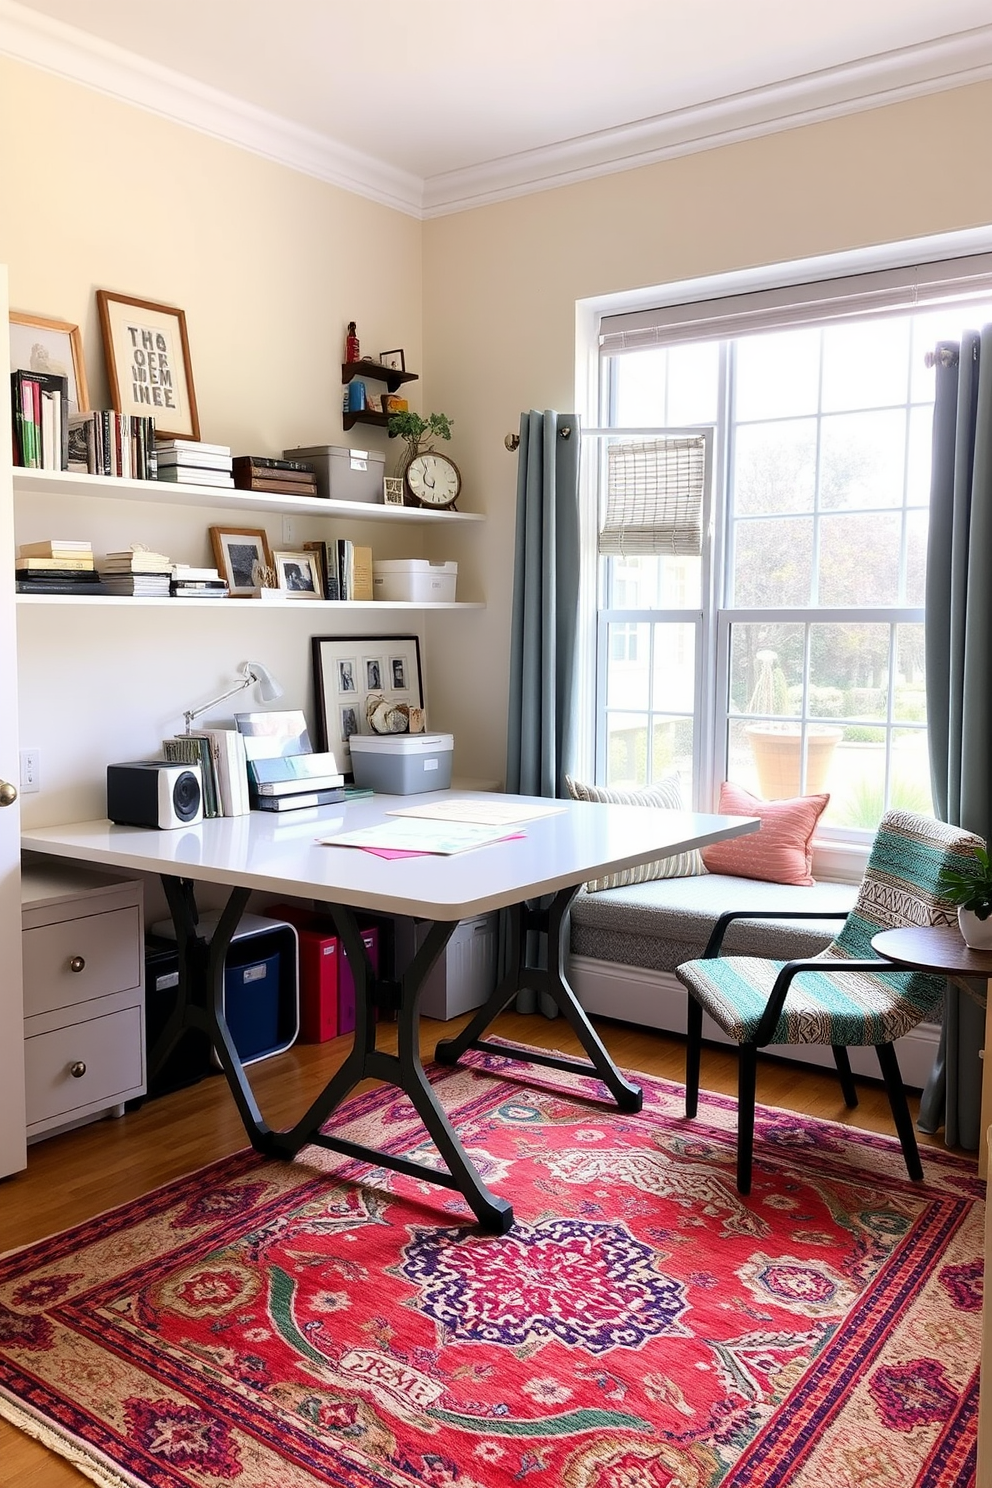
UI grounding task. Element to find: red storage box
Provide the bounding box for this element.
[265,904,377,1043]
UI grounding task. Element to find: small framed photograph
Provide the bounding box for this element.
[273,549,322,597]
[312,633,425,776]
[209,525,273,598]
[379,349,405,372]
[96,289,200,441]
[9,311,89,412]
[383,476,405,506]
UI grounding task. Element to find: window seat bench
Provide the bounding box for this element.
[567,874,940,1088]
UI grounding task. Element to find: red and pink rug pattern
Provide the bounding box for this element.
[0,1048,983,1486]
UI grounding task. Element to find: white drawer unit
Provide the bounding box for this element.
[21,860,145,1141]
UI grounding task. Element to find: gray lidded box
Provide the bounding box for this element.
[348,733,453,794]
[282,444,385,503]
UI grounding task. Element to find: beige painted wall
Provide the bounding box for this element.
[423,81,992,787]
[4,51,992,824]
[0,55,440,839]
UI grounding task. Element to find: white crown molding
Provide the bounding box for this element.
[0,0,424,216]
[422,24,992,217]
[1,2,990,222]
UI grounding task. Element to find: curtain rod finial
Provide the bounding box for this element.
[505,433,520,451]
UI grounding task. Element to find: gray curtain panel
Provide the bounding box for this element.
[505,409,581,1014]
[918,328,992,1150]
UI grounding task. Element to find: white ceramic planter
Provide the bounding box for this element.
[957,906,992,950]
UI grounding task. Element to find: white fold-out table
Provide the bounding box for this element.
[23,793,756,1232]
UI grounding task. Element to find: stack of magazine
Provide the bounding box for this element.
[235,710,344,811]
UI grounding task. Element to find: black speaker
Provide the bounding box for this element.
[107,761,203,828]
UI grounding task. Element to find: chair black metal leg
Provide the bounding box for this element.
[832,1045,859,1108]
[737,1045,758,1196]
[685,996,702,1118]
[875,1041,923,1182]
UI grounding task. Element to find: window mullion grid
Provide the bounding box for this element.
[811,329,825,607]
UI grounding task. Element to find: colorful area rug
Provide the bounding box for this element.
[0,1047,983,1487]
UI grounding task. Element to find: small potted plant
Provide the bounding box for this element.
[939,844,992,949]
[387,411,453,469]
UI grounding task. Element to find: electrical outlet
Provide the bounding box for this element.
[19,748,40,793]
[282,516,295,544]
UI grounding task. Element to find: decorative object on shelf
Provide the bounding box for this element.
[345,321,360,362]
[938,842,992,948]
[96,290,200,442]
[381,393,407,415]
[232,456,317,497]
[9,310,88,413]
[346,380,367,413]
[404,451,461,510]
[182,661,283,734]
[364,694,423,735]
[273,549,322,598]
[388,409,454,461]
[311,634,424,778]
[209,525,274,598]
[383,476,405,507]
[379,349,405,372]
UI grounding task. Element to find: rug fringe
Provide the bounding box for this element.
[1,1393,140,1488]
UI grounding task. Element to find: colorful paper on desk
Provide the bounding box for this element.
[387,798,565,827]
[317,819,525,855]
[359,833,526,860]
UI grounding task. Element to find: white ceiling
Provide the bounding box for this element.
[3,0,992,215]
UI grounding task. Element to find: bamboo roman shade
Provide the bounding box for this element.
[599,435,706,556]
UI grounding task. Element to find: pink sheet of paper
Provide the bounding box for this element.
[358,832,526,860]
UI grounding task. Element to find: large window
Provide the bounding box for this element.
[595,290,992,840]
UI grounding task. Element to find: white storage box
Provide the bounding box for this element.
[349,733,453,794]
[373,560,457,603]
[282,444,385,503]
[391,912,498,1020]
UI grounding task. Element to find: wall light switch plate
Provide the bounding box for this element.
[20,749,40,793]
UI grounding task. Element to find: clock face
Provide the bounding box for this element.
[405,452,461,509]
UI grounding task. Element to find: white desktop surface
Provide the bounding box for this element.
[22,792,757,920]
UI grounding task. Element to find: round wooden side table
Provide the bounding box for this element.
[872,924,992,1178]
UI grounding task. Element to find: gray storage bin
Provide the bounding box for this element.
[348,733,453,793]
[282,444,385,503]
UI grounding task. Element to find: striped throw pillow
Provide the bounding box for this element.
[699,781,829,886]
[565,775,706,891]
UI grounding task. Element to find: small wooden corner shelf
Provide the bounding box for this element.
[341,360,418,394]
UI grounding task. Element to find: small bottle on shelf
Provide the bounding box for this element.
[345,322,360,362]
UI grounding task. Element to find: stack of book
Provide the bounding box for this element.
[246,752,345,812]
[11,370,69,470]
[156,440,233,487]
[15,538,107,595]
[67,412,157,479]
[304,539,373,601]
[170,564,229,599]
[98,547,172,597]
[232,455,317,496]
[162,729,250,817]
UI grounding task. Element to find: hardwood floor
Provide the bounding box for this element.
[0,1012,961,1486]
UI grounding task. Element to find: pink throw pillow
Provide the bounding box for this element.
[700,781,829,886]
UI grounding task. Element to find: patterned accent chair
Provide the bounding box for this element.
[676,810,985,1195]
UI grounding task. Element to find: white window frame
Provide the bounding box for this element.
[576,225,992,871]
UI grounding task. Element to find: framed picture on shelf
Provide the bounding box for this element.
[311,633,424,776]
[273,549,322,598]
[379,349,405,372]
[209,525,274,597]
[9,311,89,412]
[96,290,200,441]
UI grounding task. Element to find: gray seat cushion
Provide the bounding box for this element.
[569,874,858,974]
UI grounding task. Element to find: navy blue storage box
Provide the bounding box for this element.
[224,951,281,1061]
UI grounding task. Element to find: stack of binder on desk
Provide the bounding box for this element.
[247,753,345,811]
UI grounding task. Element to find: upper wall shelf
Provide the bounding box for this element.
[342,359,418,394]
[12,467,484,524]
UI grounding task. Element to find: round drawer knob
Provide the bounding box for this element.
[69,956,86,974]
[69,1061,87,1079]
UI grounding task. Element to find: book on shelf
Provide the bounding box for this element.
[351,545,373,601]
[15,555,95,571]
[15,577,109,595]
[247,753,343,795]
[101,547,172,573]
[302,541,338,601]
[232,455,314,475]
[171,582,229,598]
[156,439,231,457]
[252,773,345,797]
[251,787,345,812]
[156,448,233,472]
[67,411,157,479]
[11,369,69,471]
[234,474,319,495]
[17,539,92,559]
[156,466,235,487]
[98,574,172,597]
[171,564,222,582]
